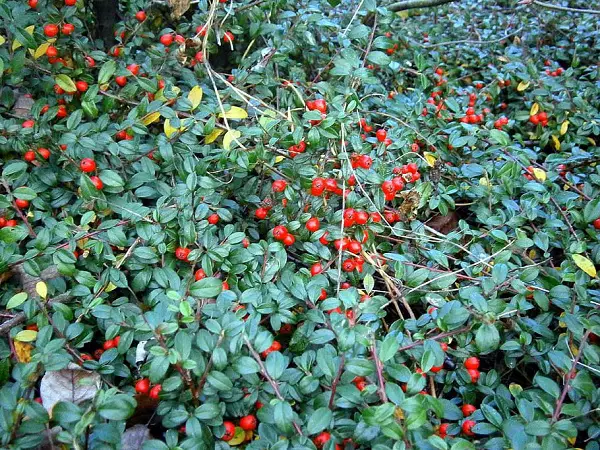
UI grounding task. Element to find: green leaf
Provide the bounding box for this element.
[207,371,233,391]
[476,324,500,353]
[306,407,332,435]
[98,60,117,84]
[55,74,77,93]
[6,292,27,309]
[98,394,136,420]
[379,334,399,362]
[190,278,223,298]
[367,51,391,66]
[13,186,37,200]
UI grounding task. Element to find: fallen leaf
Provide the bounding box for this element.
[14,341,33,363]
[205,128,224,144]
[572,254,596,277]
[223,129,242,150]
[40,363,101,415]
[121,424,152,450]
[218,106,248,120]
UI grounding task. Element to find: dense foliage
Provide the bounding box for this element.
[1,0,599,449]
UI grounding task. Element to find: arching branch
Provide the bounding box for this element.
[388,0,457,12]
[530,0,600,15]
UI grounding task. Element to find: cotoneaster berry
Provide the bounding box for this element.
[239,415,257,431]
[80,158,96,172]
[175,247,191,261]
[135,11,147,22]
[135,378,150,394]
[221,421,235,441]
[149,384,162,400]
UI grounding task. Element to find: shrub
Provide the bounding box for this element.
[0,0,599,449]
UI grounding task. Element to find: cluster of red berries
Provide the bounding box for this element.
[498,79,511,88]
[529,111,548,127]
[24,147,50,162]
[424,90,447,117]
[464,356,480,383]
[340,208,370,228]
[306,98,327,126]
[493,116,509,129]
[434,67,447,86]
[545,67,564,77]
[385,42,399,55]
[288,140,306,158]
[341,257,364,273]
[272,225,296,246]
[459,106,484,124]
[310,177,348,197]
[134,378,162,400]
[352,376,368,391]
[350,153,372,170]
[0,217,17,228]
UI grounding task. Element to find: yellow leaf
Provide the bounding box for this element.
[0,35,5,46]
[517,81,530,92]
[572,254,596,277]
[228,427,246,446]
[479,177,490,187]
[531,168,546,182]
[15,330,38,342]
[275,156,284,163]
[164,119,179,138]
[397,11,409,19]
[141,111,161,126]
[423,152,436,167]
[588,137,596,146]
[105,282,117,292]
[218,106,248,120]
[188,86,203,109]
[36,281,47,300]
[205,128,224,144]
[551,135,560,151]
[14,341,33,363]
[560,120,569,135]
[529,103,539,116]
[509,383,523,397]
[223,129,242,150]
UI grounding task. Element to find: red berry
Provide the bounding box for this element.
[208,213,219,225]
[255,207,268,219]
[306,217,320,232]
[57,105,68,118]
[127,64,140,75]
[160,34,173,46]
[75,81,88,92]
[90,176,103,190]
[282,234,295,246]
[467,369,480,383]
[135,378,150,394]
[311,178,325,196]
[272,180,287,192]
[44,24,59,37]
[313,99,327,113]
[319,232,330,245]
[313,431,331,449]
[22,120,35,128]
[462,420,476,436]
[438,423,449,438]
[273,225,288,240]
[223,31,234,43]
[222,421,236,441]
[61,23,75,35]
[15,199,29,209]
[24,151,36,162]
[194,268,206,281]
[115,76,128,87]
[342,259,356,272]
[461,404,476,416]
[28,0,38,8]
[593,218,600,230]
[464,357,480,370]
[376,129,387,142]
[149,384,162,400]
[175,247,191,261]
[64,0,76,5]
[80,158,96,172]
[135,10,147,21]
[46,46,58,58]
[103,339,116,350]
[310,262,323,276]
[239,415,257,431]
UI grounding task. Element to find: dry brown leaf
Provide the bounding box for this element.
[168,0,190,19]
[427,211,459,235]
[121,424,152,449]
[14,341,33,362]
[40,363,101,415]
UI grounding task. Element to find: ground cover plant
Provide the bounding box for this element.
[0,0,599,448]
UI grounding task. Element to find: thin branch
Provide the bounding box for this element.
[371,337,388,403]
[531,0,600,15]
[388,0,456,12]
[423,27,523,48]
[328,354,346,409]
[397,326,471,352]
[243,335,304,436]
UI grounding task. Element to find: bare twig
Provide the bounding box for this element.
[328,354,346,409]
[530,0,600,15]
[388,0,456,12]
[371,337,388,403]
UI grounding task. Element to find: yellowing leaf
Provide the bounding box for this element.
[275,155,284,163]
[551,135,560,151]
[423,152,437,167]
[36,281,47,300]
[228,427,246,446]
[12,25,34,51]
[14,341,33,363]
[218,106,248,120]
[517,81,530,92]
[55,74,77,93]
[529,103,539,116]
[141,111,161,126]
[205,128,224,144]
[7,292,28,309]
[223,129,242,150]
[0,35,5,46]
[188,86,203,109]
[164,119,179,138]
[32,42,50,59]
[15,329,38,342]
[560,120,569,135]
[588,137,597,146]
[479,177,490,187]
[105,282,117,292]
[572,254,596,277]
[532,168,546,182]
[509,383,523,397]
